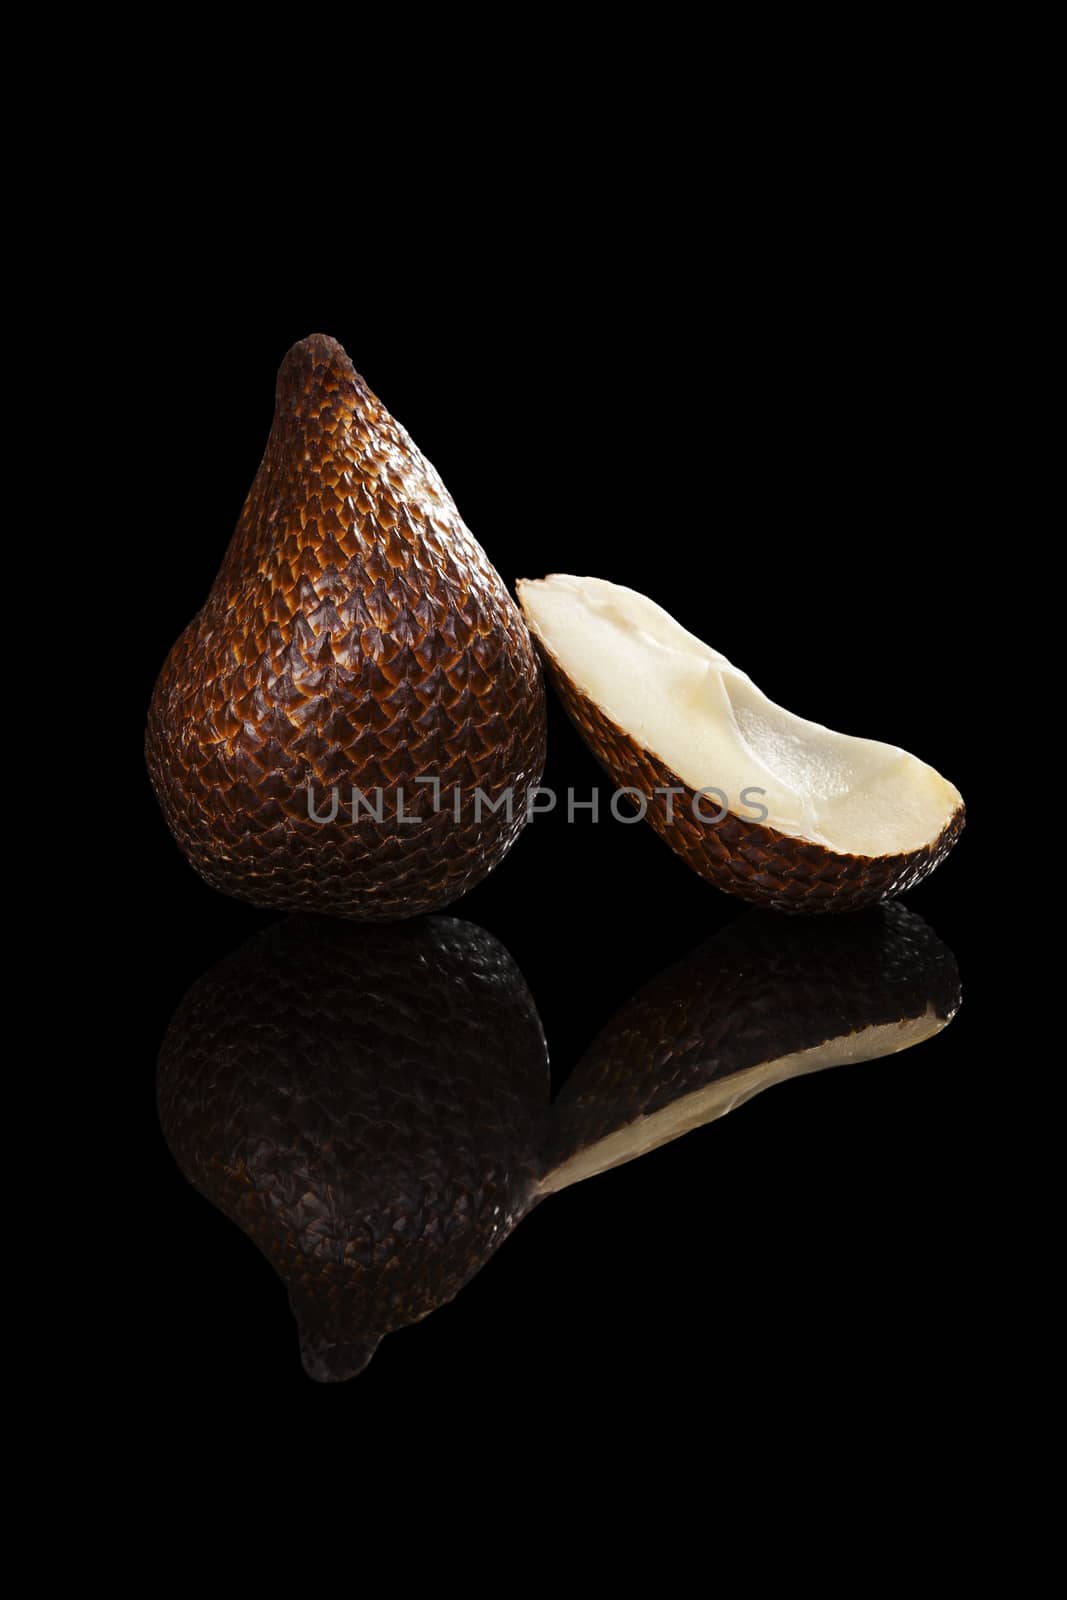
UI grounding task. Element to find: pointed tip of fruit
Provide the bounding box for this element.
[286,331,350,365]
[298,1326,381,1383]
[276,332,364,412]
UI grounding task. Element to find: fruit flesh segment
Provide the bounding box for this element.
[517,575,962,858]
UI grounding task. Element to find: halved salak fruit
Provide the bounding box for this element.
[517,575,964,912]
[540,903,960,1193]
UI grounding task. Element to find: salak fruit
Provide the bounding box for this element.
[518,574,964,912]
[146,335,546,919]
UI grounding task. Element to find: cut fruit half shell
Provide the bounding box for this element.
[517,574,964,913]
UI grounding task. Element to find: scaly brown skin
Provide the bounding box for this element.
[544,903,961,1176]
[158,916,550,1382]
[530,634,964,913]
[146,335,546,919]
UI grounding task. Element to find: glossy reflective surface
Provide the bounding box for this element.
[158,903,958,1380]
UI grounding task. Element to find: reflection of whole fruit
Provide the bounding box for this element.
[158,916,549,1381]
[146,334,546,920]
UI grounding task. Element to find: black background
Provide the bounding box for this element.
[132,214,981,1432]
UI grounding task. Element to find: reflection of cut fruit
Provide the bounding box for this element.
[157,916,549,1382]
[517,574,964,912]
[540,903,960,1193]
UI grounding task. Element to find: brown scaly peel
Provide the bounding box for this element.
[146,334,546,920]
[157,916,550,1382]
[517,575,964,913]
[540,902,961,1193]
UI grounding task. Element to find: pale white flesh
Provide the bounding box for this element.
[517,575,962,858]
[538,1008,948,1195]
